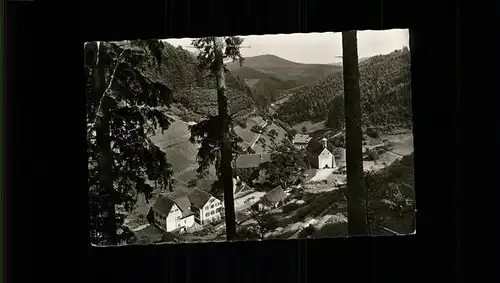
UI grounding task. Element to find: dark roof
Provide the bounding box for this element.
[235,154,271,169]
[170,194,195,218]
[188,188,213,209]
[306,138,326,155]
[293,134,311,144]
[263,186,287,203]
[152,197,176,217]
[153,193,195,218]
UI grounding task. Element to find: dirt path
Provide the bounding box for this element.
[250,120,269,149]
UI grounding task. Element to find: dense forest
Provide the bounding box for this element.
[275,48,412,132]
[119,41,258,118]
[230,66,299,109]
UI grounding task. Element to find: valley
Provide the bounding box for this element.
[87,36,415,245]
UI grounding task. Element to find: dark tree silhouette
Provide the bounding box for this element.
[189,36,245,240]
[342,31,368,236]
[86,40,173,245]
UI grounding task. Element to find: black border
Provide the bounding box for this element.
[7,0,463,282]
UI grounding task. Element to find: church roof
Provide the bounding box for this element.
[306,138,329,156]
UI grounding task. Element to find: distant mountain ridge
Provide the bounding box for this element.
[227,54,342,108]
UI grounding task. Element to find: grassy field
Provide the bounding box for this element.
[128,113,289,222]
[292,120,326,134]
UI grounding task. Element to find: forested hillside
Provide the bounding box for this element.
[228,54,343,109]
[230,66,299,109]
[275,48,412,132]
[132,41,258,118]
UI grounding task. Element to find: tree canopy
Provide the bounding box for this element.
[86,40,174,245]
[260,141,308,188]
[274,48,412,133]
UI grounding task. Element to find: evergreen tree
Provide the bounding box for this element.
[86,40,173,245]
[188,36,245,240]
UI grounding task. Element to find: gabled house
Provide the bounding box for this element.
[188,188,224,225]
[306,137,336,169]
[152,193,195,233]
[255,185,287,211]
[293,134,312,149]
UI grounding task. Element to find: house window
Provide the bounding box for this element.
[211,210,215,215]
[205,212,210,217]
[184,220,186,224]
[211,204,214,209]
[176,216,181,221]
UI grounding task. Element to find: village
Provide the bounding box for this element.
[126,117,414,244]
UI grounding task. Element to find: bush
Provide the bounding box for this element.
[236,227,259,240]
[234,118,247,128]
[282,203,301,213]
[331,135,345,148]
[251,125,263,133]
[312,222,348,238]
[298,225,317,238]
[146,208,154,224]
[159,232,179,243]
[367,127,381,139]
[367,148,379,161]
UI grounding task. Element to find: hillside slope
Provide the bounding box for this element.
[275,48,412,132]
[228,54,342,108]
[128,43,289,188]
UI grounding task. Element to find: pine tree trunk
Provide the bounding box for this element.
[92,44,118,245]
[214,37,237,240]
[342,31,368,236]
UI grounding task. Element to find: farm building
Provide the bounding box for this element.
[292,134,312,149]
[187,188,224,225]
[306,137,337,169]
[255,185,287,211]
[234,153,271,169]
[151,188,224,232]
[152,193,196,233]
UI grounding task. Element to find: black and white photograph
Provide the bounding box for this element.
[86,29,415,246]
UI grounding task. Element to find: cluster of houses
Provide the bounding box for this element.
[151,133,346,234]
[151,180,289,233]
[152,189,224,233]
[236,133,343,172]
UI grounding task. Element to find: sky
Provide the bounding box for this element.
[163,29,409,64]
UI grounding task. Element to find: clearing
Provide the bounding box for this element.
[292,120,327,134]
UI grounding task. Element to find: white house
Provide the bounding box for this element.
[188,188,224,225]
[152,194,195,233]
[306,137,337,169]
